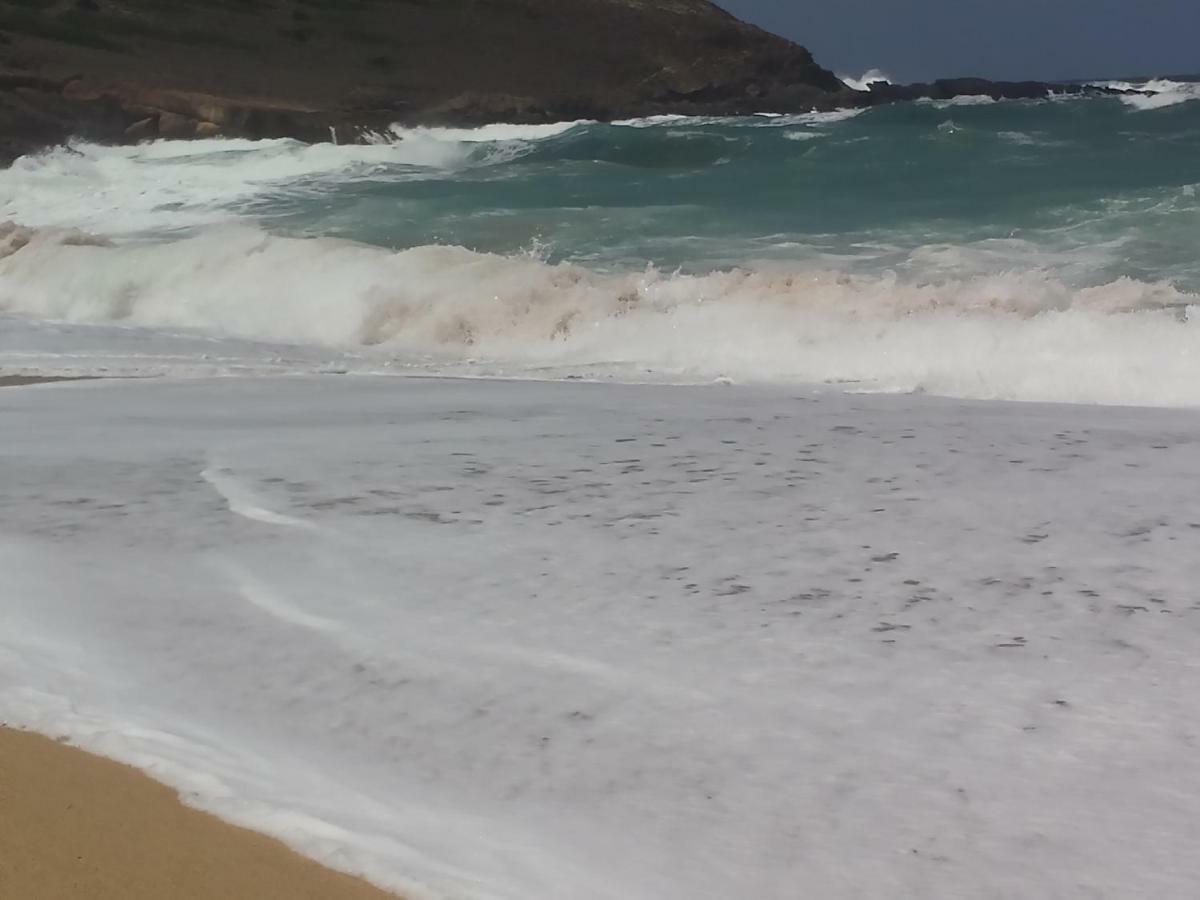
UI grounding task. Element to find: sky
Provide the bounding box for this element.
[717,0,1198,83]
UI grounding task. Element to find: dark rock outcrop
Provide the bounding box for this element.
[0,1,1159,163]
[860,77,1141,104]
[0,0,856,162]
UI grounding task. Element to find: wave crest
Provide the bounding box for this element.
[1091,78,1200,110]
[2,224,1198,406]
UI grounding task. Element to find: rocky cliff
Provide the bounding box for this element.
[0,1,1145,164]
[0,0,857,161]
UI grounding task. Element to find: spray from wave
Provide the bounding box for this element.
[839,69,892,92]
[1091,78,1200,110]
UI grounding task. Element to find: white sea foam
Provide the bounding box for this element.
[613,110,864,129]
[0,125,583,235]
[918,94,1000,108]
[1122,80,1200,111]
[0,140,426,234]
[2,224,1198,406]
[611,114,695,127]
[380,120,589,144]
[765,108,866,127]
[7,375,1200,899]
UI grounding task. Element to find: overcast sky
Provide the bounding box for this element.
[717,0,1198,83]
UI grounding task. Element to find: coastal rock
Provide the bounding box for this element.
[859,77,1143,104]
[0,0,846,161]
[0,0,1158,163]
[122,115,157,142]
[156,111,197,140]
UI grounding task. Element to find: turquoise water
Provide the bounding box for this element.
[254,96,1200,289]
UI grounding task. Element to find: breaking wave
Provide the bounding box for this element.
[3,97,1200,406]
[0,127,592,234]
[840,69,892,92]
[1092,78,1200,110]
[2,223,1198,406]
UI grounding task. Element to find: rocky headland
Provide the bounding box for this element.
[0,0,1144,163]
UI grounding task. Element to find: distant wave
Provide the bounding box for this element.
[1091,78,1200,110]
[613,110,865,128]
[917,95,999,109]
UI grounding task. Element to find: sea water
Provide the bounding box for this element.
[4,83,1200,900]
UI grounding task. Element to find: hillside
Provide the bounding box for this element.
[0,0,855,160]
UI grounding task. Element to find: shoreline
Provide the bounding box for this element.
[0,725,399,900]
[4,374,1200,896]
[0,375,102,388]
[4,367,1200,414]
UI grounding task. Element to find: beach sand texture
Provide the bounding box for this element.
[0,726,396,900]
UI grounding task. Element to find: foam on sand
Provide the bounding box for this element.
[4,375,1200,899]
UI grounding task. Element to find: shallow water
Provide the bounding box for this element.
[4,376,1200,899]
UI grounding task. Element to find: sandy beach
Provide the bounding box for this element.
[0,726,397,900]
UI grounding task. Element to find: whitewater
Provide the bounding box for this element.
[2,84,1200,404]
[4,85,1200,900]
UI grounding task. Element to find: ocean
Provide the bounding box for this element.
[2,80,1199,404]
[4,83,1200,900]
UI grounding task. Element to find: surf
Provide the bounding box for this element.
[3,92,1199,405]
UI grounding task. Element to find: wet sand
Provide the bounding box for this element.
[0,375,97,387]
[0,727,398,900]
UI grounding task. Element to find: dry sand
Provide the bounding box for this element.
[0,727,399,900]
